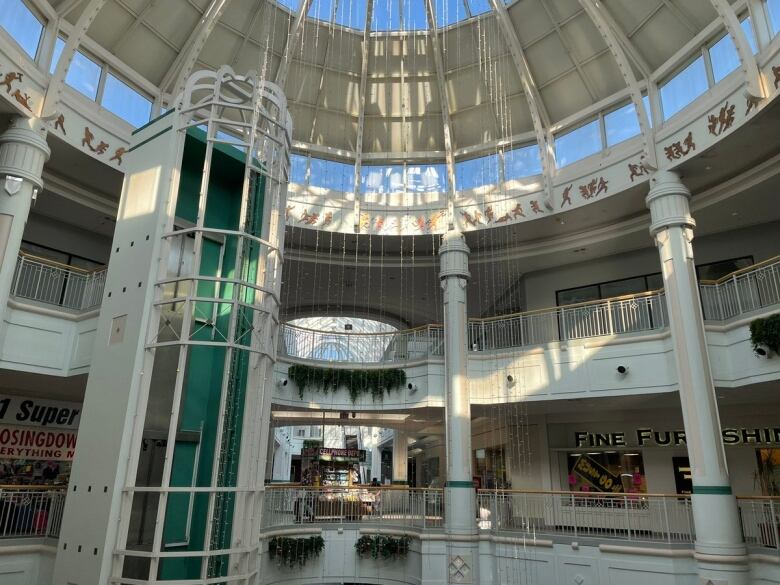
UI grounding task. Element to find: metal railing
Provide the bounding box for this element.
[469,291,668,351]
[475,490,695,544]
[0,487,66,539]
[261,487,444,530]
[11,253,107,312]
[738,497,780,553]
[699,256,780,321]
[278,323,444,364]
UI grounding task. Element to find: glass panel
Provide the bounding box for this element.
[604,102,640,147]
[277,0,300,10]
[455,153,499,190]
[309,157,354,192]
[361,165,404,193]
[434,0,467,27]
[557,285,599,306]
[659,56,708,120]
[696,256,753,281]
[406,163,448,192]
[467,0,492,17]
[599,277,647,299]
[401,0,428,30]
[308,0,335,21]
[646,273,664,291]
[642,94,653,128]
[102,73,152,127]
[372,0,401,30]
[291,153,309,185]
[50,37,65,74]
[709,33,739,83]
[555,119,601,167]
[503,144,542,179]
[0,0,44,59]
[770,0,780,35]
[335,0,367,28]
[741,17,758,54]
[566,452,647,494]
[66,50,102,100]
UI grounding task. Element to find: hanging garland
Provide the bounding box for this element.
[355,534,411,560]
[750,313,780,355]
[288,364,407,403]
[269,535,325,568]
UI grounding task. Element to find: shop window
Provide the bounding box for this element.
[473,446,508,489]
[455,153,499,190]
[0,0,44,60]
[554,119,601,167]
[604,102,641,147]
[769,0,780,36]
[566,452,647,494]
[503,144,542,179]
[660,56,708,120]
[102,73,152,128]
[756,449,780,496]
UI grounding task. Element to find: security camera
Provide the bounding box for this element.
[407,383,418,393]
[616,365,628,375]
[506,374,515,386]
[754,344,771,359]
[276,378,288,387]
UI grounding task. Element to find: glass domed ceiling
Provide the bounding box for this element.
[278,0,493,30]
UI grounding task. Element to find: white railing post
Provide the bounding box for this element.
[732,274,743,315]
[606,299,615,335]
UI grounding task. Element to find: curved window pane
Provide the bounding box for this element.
[455,154,499,190]
[291,154,309,185]
[709,33,739,83]
[741,18,758,54]
[102,74,152,127]
[504,145,541,179]
[372,0,401,30]
[50,37,65,74]
[0,0,43,59]
[642,94,653,128]
[308,0,335,21]
[435,0,467,27]
[66,50,102,100]
[361,165,404,193]
[768,0,780,36]
[467,0,492,17]
[286,316,397,363]
[401,0,428,30]
[555,120,601,167]
[310,157,354,192]
[604,103,640,147]
[336,0,367,28]
[406,163,448,192]
[660,57,708,120]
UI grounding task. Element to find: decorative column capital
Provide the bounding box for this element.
[645,170,694,236]
[0,116,50,190]
[439,230,470,281]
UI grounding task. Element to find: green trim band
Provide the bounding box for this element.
[692,485,732,495]
[445,481,475,488]
[132,108,174,135]
[129,126,173,152]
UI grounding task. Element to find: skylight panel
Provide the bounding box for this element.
[435,0,468,28]
[554,119,601,167]
[455,154,499,189]
[0,0,44,60]
[309,157,355,191]
[604,103,640,147]
[51,37,65,74]
[67,50,102,100]
[401,0,428,30]
[659,57,708,120]
[309,0,336,22]
[503,145,541,179]
[102,73,152,128]
[466,0,492,17]
[372,0,401,31]
[335,0,367,28]
[768,0,780,36]
[406,164,448,192]
[277,0,301,10]
[709,33,740,84]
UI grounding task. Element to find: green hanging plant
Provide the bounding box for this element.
[287,364,407,403]
[750,314,780,355]
[269,535,324,568]
[355,534,411,560]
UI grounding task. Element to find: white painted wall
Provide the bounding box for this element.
[0,544,55,585]
[24,213,112,265]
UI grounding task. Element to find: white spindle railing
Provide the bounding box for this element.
[0,487,66,539]
[278,323,444,364]
[738,497,780,553]
[11,253,107,312]
[699,256,780,321]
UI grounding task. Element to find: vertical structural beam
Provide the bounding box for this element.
[646,171,749,585]
[275,0,316,87]
[423,0,458,227]
[352,0,374,231]
[579,0,656,169]
[709,0,765,99]
[0,118,50,346]
[162,0,234,100]
[486,0,554,208]
[439,231,474,528]
[746,0,772,51]
[392,430,409,485]
[42,0,107,117]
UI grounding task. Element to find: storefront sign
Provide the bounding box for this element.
[575,427,780,448]
[0,424,77,460]
[302,447,366,462]
[572,455,623,493]
[0,396,81,429]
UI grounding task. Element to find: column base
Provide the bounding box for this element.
[695,553,751,585]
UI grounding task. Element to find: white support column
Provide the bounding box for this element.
[646,171,748,585]
[0,117,50,338]
[392,430,409,485]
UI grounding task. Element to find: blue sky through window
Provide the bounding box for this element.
[504,145,541,179]
[604,102,640,147]
[770,0,780,35]
[455,154,499,189]
[102,73,152,127]
[555,119,601,167]
[0,0,43,59]
[660,57,708,120]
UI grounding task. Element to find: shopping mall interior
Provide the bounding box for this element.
[0,0,779,583]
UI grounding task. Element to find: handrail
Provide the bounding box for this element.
[699,254,780,285]
[17,251,106,275]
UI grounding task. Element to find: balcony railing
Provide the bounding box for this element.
[737,497,780,552]
[11,253,107,312]
[0,487,66,539]
[278,323,444,365]
[699,256,780,321]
